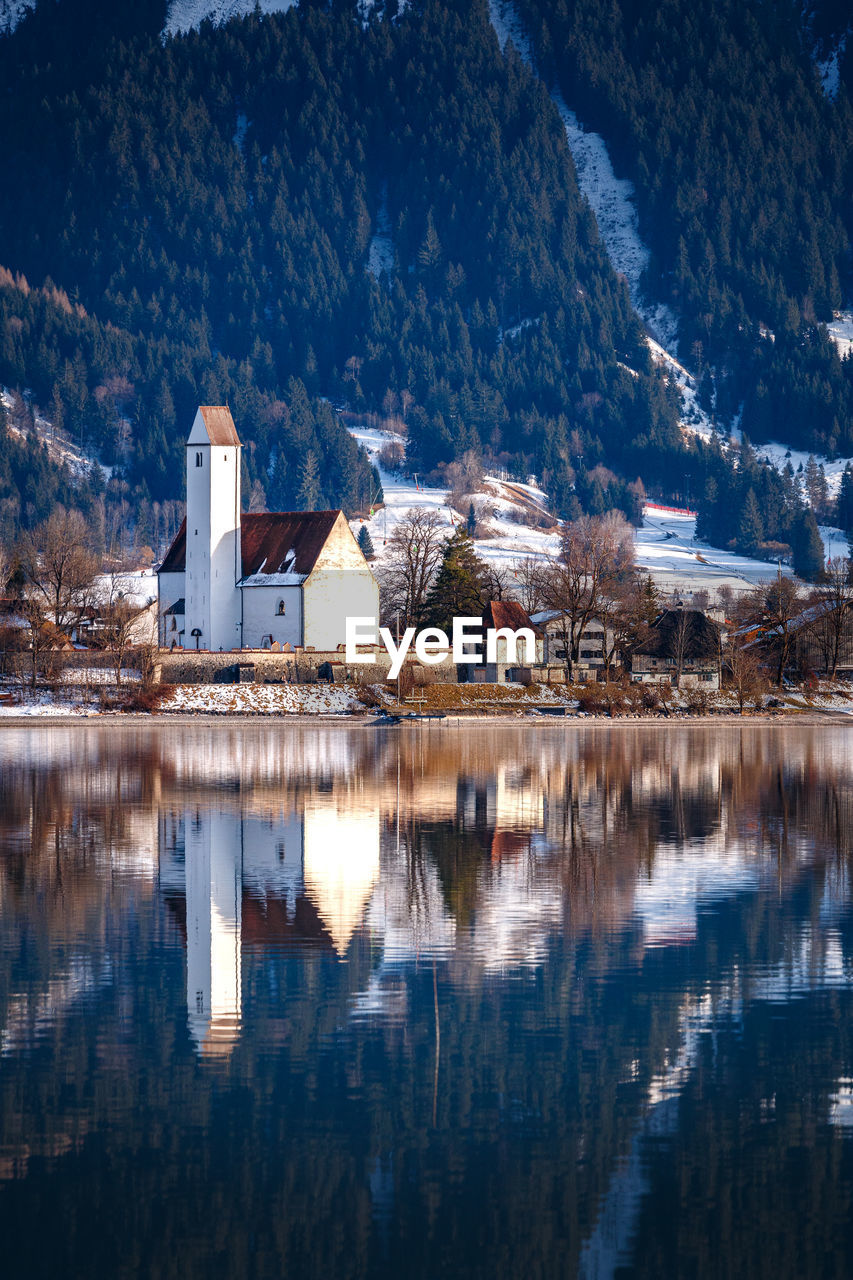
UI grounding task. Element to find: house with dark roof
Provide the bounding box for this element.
[157,407,379,651]
[631,607,723,690]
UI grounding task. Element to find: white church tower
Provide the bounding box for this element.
[184,406,242,651]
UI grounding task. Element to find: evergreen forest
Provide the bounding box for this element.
[0,0,850,570]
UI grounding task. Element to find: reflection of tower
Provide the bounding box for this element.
[185,808,242,1056]
[303,801,380,956]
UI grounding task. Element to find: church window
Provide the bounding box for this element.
[195,452,203,467]
[277,600,286,616]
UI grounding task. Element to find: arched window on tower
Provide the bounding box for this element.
[195,451,203,467]
[276,600,286,616]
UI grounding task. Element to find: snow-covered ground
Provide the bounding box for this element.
[828,311,853,359]
[635,506,794,593]
[164,0,294,36]
[349,420,796,593]
[1,387,102,480]
[347,424,563,572]
[161,683,365,715]
[488,0,677,349]
[815,30,850,100]
[0,0,33,32]
[366,185,394,280]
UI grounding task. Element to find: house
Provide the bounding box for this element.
[157,407,379,651]
[466,600,544,683]
[631,607,722,690]
[530,610,614,682]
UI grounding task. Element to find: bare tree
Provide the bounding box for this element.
[379,508,447,626]
[540,512,634,682]
[17,507,100,636]
[99,575,142,687]
[16,594,56,689]
[725,642,768,714]
[513,556,549,616]
[481,561,512,603]
[670,607,691,688]
[747,576,803,686]
[806,557,853,679]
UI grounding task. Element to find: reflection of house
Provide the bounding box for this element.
[156,406,379,651]
[531,611,614,682]
[631,608,722,690]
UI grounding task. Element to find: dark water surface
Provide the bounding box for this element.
[1,723,853,1278]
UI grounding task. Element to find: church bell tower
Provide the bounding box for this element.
[184,406,242,651]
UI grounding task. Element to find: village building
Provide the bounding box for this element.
[531,610,615,682]
[465,600,544,683]
[157,407,379,651]
[631,607,723,690]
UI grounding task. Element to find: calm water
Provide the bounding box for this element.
[1,724,853,1278]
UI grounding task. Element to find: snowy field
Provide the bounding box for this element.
[635,506,794,594]
[347,425,563,573]
[348,422,797,595]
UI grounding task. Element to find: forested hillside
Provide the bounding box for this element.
[516,0,853,455]
[0,0,694,546]
[0,0,850,573]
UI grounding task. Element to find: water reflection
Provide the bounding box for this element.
[0,725,852,1277]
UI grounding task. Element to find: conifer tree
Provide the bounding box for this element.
[738,489,764,554]
[357,524,375,559]
[791,507,825,582]
[297,450,320,510]
[424,529,488,632]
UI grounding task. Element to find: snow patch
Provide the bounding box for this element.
[827,311,853,359]
[367,185,395,280]
[0,0,34,34]
[488,0,678,350]
[816,30,849,99]
[164,0,295,37]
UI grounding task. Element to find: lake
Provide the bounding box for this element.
[1,723,852,1278]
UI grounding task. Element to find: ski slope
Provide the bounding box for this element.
[348,423,791,594]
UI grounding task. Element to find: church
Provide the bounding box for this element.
[157,406,379,651]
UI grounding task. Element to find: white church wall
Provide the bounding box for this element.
[302,513,379,651]
[157,571,185,645]
[241,584,302,649]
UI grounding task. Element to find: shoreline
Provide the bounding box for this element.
[1,710,850,727]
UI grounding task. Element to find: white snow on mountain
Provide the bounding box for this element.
[0,0,34,33]
[815,30,849,99]
[164,0,294,37]
[346,419,798,593]
[828,311,853,359]
[366,185,395,280]
[488,0,678,350]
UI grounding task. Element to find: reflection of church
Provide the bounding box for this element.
[158,801,380,1055]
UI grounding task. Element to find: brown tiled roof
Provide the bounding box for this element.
[158,518,186,574]
[636,608,722,660]
[157,511,342,578]
[482,599,541,635]
[240,511,341,578]
[199,406,241,447]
